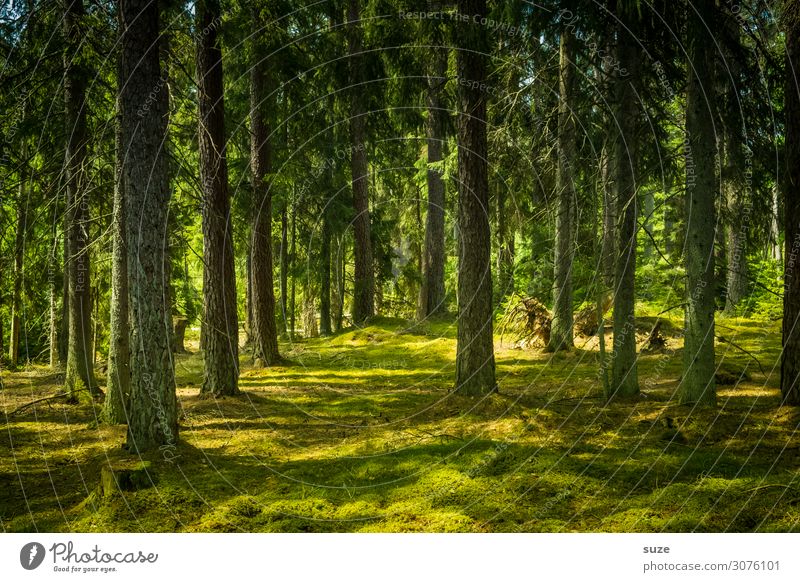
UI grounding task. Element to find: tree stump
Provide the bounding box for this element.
[99,461,155,498]
[172,316,188,353]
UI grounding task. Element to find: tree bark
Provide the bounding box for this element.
[781,0,800,406]
[9,143,26,368]
[197,0,239,396]
[348,0,374,323]
[419,45,448,319]
[104,76,130,424]
[249,15,281,366]
[320,209,332,335]
[280,200,289,335]
[680,0,717,406]
[548,31,576,352]
[63,0,99,400]
[609,12,640,399]
[454,0,496,396]
[120,0,178,450]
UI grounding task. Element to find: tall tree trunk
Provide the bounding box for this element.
[320,210,332,335]
[197,0,239,396]
[609,12,640,399]
[721,127,748,314]
[250,15,280,366]
[419,45,448,319]
[496,187,515,300]
[548,31,576,352]
[63,0,99,400]
[335,234,345,331]
[770,185,782,262]
[49,222,59,369]
[59,209,69,364]
[120,0,177,451]
[454,0,496,395]
[9,143,26,367]
[290,199,296,339]
[680,0,717,406]
[280,200,289,335]
[104,81,130,424]
[781,0,800,406]
[347,0,374,323]
[600,142,616,288]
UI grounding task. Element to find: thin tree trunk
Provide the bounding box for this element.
[280,200,289,335]
[454,0,496,395]
[9,143,26,367]
[59,209,69,364]
[548,31,576,352]
[250,15,280,367]
[104,71,130,425]
[681,0,717,406]
[770,185,782,262]
[197,0,239,396]
[290,198,296,339]
[347,0,374,323]
[120,0,177,451]
[320,209,332,335]
[419,44,448,319]
[781,0,800,406]
[49,223,59,369]
[600,142,616,288]
[63,0,99,400]
[335,233,345,331]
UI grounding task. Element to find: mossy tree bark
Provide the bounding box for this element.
[348,0,375,324]
[609,10,640,400]
[197,0,239,396]
[249,9,280,366]
[120,0,177,451]
[680,0,717,407]
[63,0,99,400]
[104,76,130,424]
[454,0,496,396]
[781,0,800,406]
[548,31,576,352]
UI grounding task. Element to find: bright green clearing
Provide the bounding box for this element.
[1,313,798,532]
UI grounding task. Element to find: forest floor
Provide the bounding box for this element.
[1,311,799,532]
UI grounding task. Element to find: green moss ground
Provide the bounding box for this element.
[1,312,798,532]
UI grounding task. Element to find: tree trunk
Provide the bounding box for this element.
[781,1,800,406]
[249,17,281,367]
[59,210,69,365]
[680,0,717,406]
[548,31,576,352]
[722,131,748,314]
[120,0,178,451]
[419,44,448,319]
[600,142,616,288]
[609,12,640,400]
[280,200,289,335]
[770,185,782,262]
[9,145,26,368]
[104,59,130,425]
[320,210,332,335]
[197,0,239,396]
[348,0,374,323]
[63,0,99,400]
[335,234,345,331]
[290,199,296,338]
[454,0,496,396]
[49,230,59,369]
